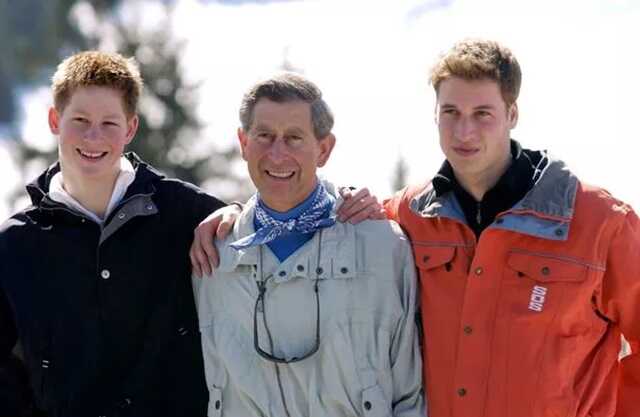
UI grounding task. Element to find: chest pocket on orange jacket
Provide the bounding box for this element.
[413,245,456,273]
[502,250,589,322]
[412,245,468,319]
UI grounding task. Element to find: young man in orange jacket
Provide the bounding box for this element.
[190,39,640,417]
[381,39,640,417]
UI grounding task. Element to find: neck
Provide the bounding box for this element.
[61,170,120,218]
[455,152,512,202]
[260,182,320,215]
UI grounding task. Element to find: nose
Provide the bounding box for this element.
[453,116,476,142]
[83,124,101,141]
[266,138,288,163]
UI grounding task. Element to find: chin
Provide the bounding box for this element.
[78,163,118,180]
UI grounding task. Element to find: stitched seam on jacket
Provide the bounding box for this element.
[508,248,605,271]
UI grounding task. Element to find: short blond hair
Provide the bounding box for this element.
[430,39,521,107]
[51,51,143,118]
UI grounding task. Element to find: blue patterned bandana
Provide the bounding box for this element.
[230,183,336,250]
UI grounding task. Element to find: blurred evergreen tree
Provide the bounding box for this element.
[2,0,249,209]
[0,0,93,124]
[391,154,409,192]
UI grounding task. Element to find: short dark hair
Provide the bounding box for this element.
[239,72,334,139]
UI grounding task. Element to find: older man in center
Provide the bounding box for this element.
[192,73,424,417]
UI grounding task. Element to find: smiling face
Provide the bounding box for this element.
[49,85,138,189]
[436,77,517,191]
[238,98,335,212]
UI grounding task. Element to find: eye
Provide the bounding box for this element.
[476,110,492,119]
[73,117,89,123]
[103,121,119,127]
[254,132,273,142]
[441,108,459,116]
[283,135,303,148]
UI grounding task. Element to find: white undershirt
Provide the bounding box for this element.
[48,157,136,224]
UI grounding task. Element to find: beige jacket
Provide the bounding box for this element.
[193,183,425,417]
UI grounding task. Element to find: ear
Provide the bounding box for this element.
[48,107,61,135]
[508,102,519,129]
[237,127,249,161]
[316,133,336,168]
[433,103,439,125]
[124,115,139,145]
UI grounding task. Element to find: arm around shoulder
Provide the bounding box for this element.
[175,180,227,226]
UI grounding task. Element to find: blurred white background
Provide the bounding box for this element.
[3,0,638,218]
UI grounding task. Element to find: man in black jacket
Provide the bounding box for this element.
[0,51,225,417]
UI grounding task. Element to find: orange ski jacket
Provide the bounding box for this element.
[385,155,640,417]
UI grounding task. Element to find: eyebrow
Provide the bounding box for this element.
[440,103,497,110]
[252,124,274,132]
[473,105,497,110]
[251,125,307,136]
[70,110,124,119]
[284,127,306,136]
